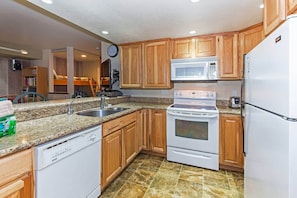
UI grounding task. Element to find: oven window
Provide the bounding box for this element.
[175,119,208,140]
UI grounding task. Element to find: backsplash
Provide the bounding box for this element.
[121,81,242,100]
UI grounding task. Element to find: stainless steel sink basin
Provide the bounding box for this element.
[76,107,129,117]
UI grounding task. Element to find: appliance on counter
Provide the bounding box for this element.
[229,96,241,109]
[244,15,297,198]
[171,57,218,81]
[35,125,102,198]
[167,90,219,170]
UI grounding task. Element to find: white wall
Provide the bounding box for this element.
[101,41,241,100]
[121,81,241,100]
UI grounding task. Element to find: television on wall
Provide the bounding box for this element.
[101,59,111,89]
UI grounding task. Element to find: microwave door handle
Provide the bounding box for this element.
[167,111,218,118]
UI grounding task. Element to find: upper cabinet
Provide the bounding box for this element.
[238,23,264,78]
[217,33,239,79]
[263,0,286,35]
[172,36,216,59]
[143,40,171,88]
[120,39,172,89]
[287,0,297,14]
[120,44,142,88]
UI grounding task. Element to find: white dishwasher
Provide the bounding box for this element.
[35,125,102,198]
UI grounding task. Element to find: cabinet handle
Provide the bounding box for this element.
[0,180,24,197]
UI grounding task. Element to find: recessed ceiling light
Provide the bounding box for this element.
[102,30,109,35]
[42,0,53,4]
[190,0,200,3]
[189,30,196,34]
[20,50,28,55]
[81,54,87,58]
[259,3,264,9]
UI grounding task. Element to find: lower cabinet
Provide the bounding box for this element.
[101,112,139,190]
[0,149,34,198]
[219,114,244,171]
[141,109,166,156]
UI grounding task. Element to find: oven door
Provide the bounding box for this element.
[166,110,219,154]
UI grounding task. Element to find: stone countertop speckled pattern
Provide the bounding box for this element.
[0,102,169,158]
[217,106,241,115]
[0,99,239,158]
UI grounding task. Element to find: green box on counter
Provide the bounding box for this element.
[0,114,16,138]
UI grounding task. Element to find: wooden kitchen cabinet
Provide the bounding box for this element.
[22,66,48,96]
[172,38,193,58]
[195,36,216,57]
[238,23,264,78]
[218,33,239,79]
[0,149,34,198]
[150,109,167,155]
[140,109,166,156]
[287,0,297,14]
[172,36,216,59]
[101,130,122,190]
[101,112,139,189]
[122,121,138,165]
[143,39,172,88]
[263,0,286,35]
[120,39,172,89]
[120,44,142,88]
[219,114,244,172]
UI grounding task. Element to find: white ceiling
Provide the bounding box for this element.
[0,0,263,59]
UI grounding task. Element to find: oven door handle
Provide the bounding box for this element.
[167,111,218,118]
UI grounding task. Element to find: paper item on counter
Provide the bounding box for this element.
[0,100,14,118]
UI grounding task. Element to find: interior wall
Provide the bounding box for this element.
[121,81,241,100]
[0,58,9,96]
[101,42,120,90]
[0,57,32,97]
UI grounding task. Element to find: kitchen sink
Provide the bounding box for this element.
[76,107,129,117]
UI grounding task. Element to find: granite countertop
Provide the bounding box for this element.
[0,98,239,158]
[0,102,169,158]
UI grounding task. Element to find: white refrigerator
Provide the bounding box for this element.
[244,15,297,198]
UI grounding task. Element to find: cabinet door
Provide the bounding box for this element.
[0,180,24,198]
[150,109,166,155]
[136,110,143,152]
[122,121,138,166]
[263,0,286,35]
[143,40,172,88]
[0,149,33,198]
[0,174,32,198]
[238,24,264,78]
[101,130,122,189]
[218,34,239,79]
[141,109,150,151]
[287,0,297,14]
[172,38,193,59]
[120,44,142,88]
[195,36,216,57]
[219,114,243,170]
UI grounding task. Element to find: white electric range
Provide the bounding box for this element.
[166,90,219,170]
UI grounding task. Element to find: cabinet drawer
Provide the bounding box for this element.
[121,112,136,126]
[0,149,32,186]
[103,118,122,137]
[103,112,137,137]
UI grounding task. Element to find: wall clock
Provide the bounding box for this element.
[107,44,119,58]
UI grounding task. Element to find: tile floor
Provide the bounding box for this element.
[100,153,244,198]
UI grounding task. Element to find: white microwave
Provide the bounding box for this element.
[171,57,218,81]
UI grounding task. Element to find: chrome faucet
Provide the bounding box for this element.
[100,95,106,109]
[67,95,82,115]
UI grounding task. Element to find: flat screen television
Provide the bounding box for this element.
[101,58,111,89]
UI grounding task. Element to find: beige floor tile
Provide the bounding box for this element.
[100,154,244,198]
